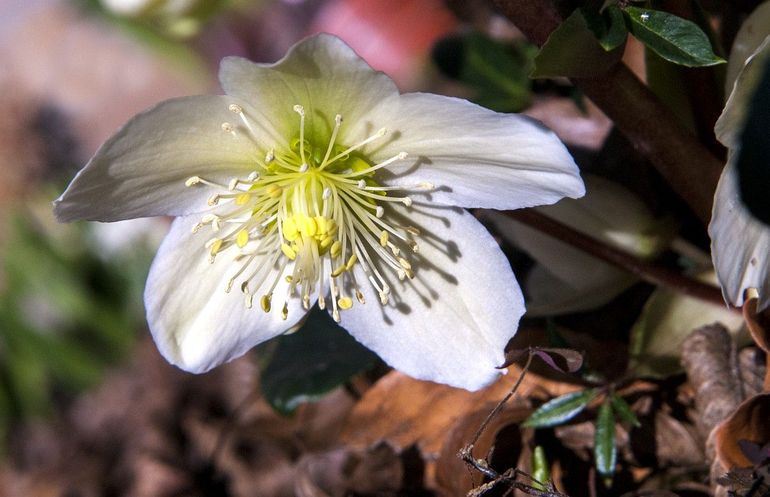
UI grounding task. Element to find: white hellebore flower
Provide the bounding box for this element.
[710,1,770,311]
[54,34,584,390]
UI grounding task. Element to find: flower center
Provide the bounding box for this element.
[184,103,433,322]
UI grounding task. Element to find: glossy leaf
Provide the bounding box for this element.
[523,389,599,428]
[623,7,725,67]
[594,399,617,477]
[582,5,627,51]
[610,394,641,428]
[260,305,378,415]
[532,8,624,78]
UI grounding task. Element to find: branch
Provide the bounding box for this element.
[506,209,731,307]
[491,0,724,225]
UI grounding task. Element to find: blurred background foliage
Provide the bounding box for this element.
[0,0,760,493]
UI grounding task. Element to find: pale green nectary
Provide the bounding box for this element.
[54,34,584,391]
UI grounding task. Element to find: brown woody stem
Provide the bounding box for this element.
[491,0,724,225]
[506,209,730,306]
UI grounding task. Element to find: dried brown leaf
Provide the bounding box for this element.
[341,369,577,459]
[714,393,770,469]
[434,403,532,495]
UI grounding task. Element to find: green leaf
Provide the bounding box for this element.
[610,394,641,428]
[531,445,552,491]
[523,389,599,428]
[260,306,378,415]
[622,7,725,67]
[531,8,624,78]
[582,5,628,51]
[594,400,617,477]
[432,32,535,112]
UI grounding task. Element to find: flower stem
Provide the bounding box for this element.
[505,209,731,307]
[491,0,724,226]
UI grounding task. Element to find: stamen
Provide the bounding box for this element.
[190,105,424,320]
[221,122,235,135]
[293,105,307,166]
[320,114,343,167]
[342,152,408,177]
[322,128,389,168]
[260,294,272,313]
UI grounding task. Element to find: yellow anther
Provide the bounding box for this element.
[236,229,249,248]
[302,295,310,310]
[281,302,289,320]
[355,289,365,304]
[318,295,326,310]
[235,193,250,205]
[330,240,342,258]
[379,230,389,247]
[282,217,299,241]
[260,294,272,313]
[185,176,201,187]
[228,103,243,114]
[338,297,353,310]
[207,194,220,206]
[266,184,282,198]
[300,216,317,237]
[285,275,294,283]
[208,238,223,257]
[281,243,297,260]
[331,265,346,278]
[398,257,412,271]
[326,219,338,234]
[319,236,334,249]
[314,216,328,235]
[346,254,358,270]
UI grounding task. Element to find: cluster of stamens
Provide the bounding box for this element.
[184,103,433,322]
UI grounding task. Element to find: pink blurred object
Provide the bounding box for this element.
[309,0,457,89]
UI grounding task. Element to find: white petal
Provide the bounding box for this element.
[715,35,770,148]
[219,34,399,146]
[374,92,584,210]
[484,211,635,316]
[145,215,306,373]
[54,95,260,222]
[709,158,770,310]
[341,205,524,391]
[480,176,665,315]
[724,1,770,95]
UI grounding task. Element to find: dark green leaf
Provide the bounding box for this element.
[622,7,725,67]
[432,32,534,112]
[610,394,641,427]
[582,5,628,51]
[260,306,378,415]
[531,8,624,78]
[523,389,599,428]
[737,58,770,226]
[594,399,617,477]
